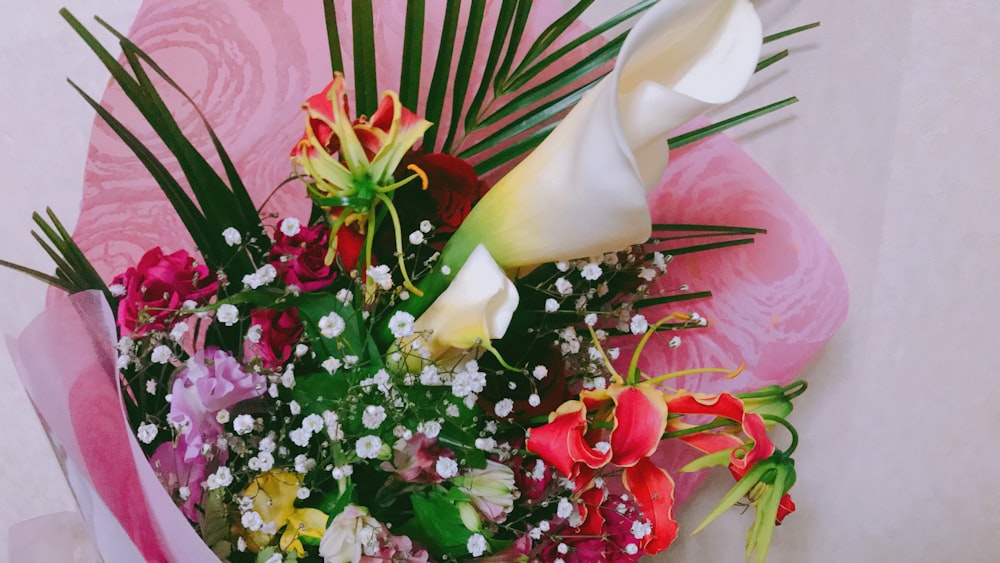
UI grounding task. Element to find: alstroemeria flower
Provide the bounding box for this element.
[242,470,328,556]
[399,244,518,368]
[451,461,517,523]
[439,0,762,271]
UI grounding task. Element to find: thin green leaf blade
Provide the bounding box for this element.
[351,0,378,116]
[667,97,799,149]
[422,0,462,151]
[399,0,426,110]
[323,0,345,73]
[764,22,820,44]
[441,0,486,154]
[504,0,596,86]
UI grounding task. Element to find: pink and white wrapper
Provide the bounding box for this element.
[9,1,847,560]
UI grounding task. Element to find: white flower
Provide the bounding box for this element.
[280,217,302,237]
[323,411,345,441]
[544,298,559,313]
[108,283,126,297]
[557,498,575,519]
[321,357,342,374]
[418,420,442,439]
[150,345,172,364]
[408,230,425,245]
[528,393,541,407]
[318,505,382,563]
[288,400,301,416]
[217,304,239,326]
[355,435,383,459]
[631,520,652,539]
[467,533,488,558]
[242,264,278,289]
[294,454,316,474]
[136,423,158,444]
[532,365,549,380]
[216,409,230,424]
[388,311,416,338]
[419,364,442,386]
[638,267,657,281]
[584,313,598,327]
[289,428,312,447]
[669,335,682,348]
[245,324,263,344]
[451,361,487,398]
[318,312,346,338]
[362,405,387,429]
[145,380,156,395]
[403,245,519,368]
[440,0,762,268]
[169,322,189,342]
[436,456,459,479]
[232,414,255,435]
[367,264,394,290]
[295,343,309,357]
[222,227,242,246]
[581,262,602,281]
[241,511,264,532]
[494,399,514,418]
[206,467,233,490]
[554,277,573,296]
[630,314,649,335]
[302,414,325,434]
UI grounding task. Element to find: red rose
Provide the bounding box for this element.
[111,248,217,335]
[244,307,303,370]
[268,222,342,291]
[394,152,488,232]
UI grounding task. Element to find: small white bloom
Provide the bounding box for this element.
[538,520,551,532]
[361,405,387,429]
[556,498,574,518]
[318,312,346,338]
[321,357,342,374]
[420,364,442,386]
[232,414,255,435]
[629,314,649,335]
[594,441,612,453]
[494,399,514,418]
[296,487,311,500]
[418,420,442,439]
[436,456,459,479]
[367,264,394,290]
[580,262,602,281]
[652,251,668,272]
[557,543,569,554]
[217,304,239,326]
[241,511,264,532]
[302,413,325,434]
[592,376,607,390]
[178,486,191,501]
[408,230,425,245]
[668,335,682,348]
[584,313,598,327]
[108,283,126,297]
[532,365,549,380]
[259,435,276,453]
[169,322,189,342]
[544,298,559,313]
[323,411,345,441]
[625,544,639,555]
[631,520,652,539]
[343,355,359,368]
[280,217,302,237]
[242,324,262,345]
[280,366,296,389]
[356,435,383,459]
[294,343,309,357]
[474,437,497,451]
[528,393,541,407]
[638,267,657,281]
[216,409,230,424]
[554,277,573,296]
[446,403,460,417]
[145,380,156,395]
[150,345,172,364]
[467,533,488,558]
[388,311,416,338]
[607,347,621,361]
[136,423,158,444]
[288,400,301,416]
[555,261,569,272]
[222,227,242,246]
[336,288,353,304]
[440,265,451,275]
[419,220,433,233]
[289,428,312,447]
[294,454,316,474]
[207,467,233,490]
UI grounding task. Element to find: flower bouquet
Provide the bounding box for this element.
[4,1,847,561]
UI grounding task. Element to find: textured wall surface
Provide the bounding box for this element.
[1,0,997,561]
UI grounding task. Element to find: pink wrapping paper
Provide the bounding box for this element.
[14,1,848,559]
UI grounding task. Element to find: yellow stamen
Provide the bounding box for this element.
[645,365,745,385]
[587,324,621,380]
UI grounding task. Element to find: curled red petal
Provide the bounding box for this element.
[623,458,679,555]
[666,391,746,421]
[609,386,668,467]
[578,487,606,536]
[777,493,796,523]
[526,402,610,478]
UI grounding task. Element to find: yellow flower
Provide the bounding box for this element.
[242,470,328,557]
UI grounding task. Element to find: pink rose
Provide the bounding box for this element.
[244,308,303,370]
[268,222,340,291]
[381,433,452,483]
[111,247,217,335]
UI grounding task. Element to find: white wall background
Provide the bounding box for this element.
[1,0,997,561]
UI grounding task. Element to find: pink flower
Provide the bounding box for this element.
[168,347,264,460]
[381,433,452,483]
[111,247,217,335]
[149,436,211,521]
[268,222,340,291]
[244,308,303,369]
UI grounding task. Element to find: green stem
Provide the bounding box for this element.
[760,414,799,456]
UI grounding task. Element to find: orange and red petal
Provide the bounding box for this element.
[527,401,610,477]
[608,385,669,467]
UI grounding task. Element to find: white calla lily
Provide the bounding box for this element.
[402,244,519,365]
[445,0,763,269]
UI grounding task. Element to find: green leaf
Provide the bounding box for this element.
[651,223,766,234]
[763,22,820,44]
[503,0,596,88]
[0,258,73,292]
[668,97,799,149]
[441,0,487,154]
[491,0,533,91]
[462,0,519,133]
[399,0,425,110]
[422,0,462,152]
[351,0,378,116]
[756,49,789,73]
[198,489,231,555]
[633,291,713,309]
[316,482,356,518]
[295,293,367,361]
[680,449,735,473]
[398,489,477,557]
[658,238,757,256]
[471,121,557,176]
[323,0,345,73]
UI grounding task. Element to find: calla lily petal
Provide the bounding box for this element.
[444,0,762,269]
[405,244,518,363]
[623,458,679,555]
